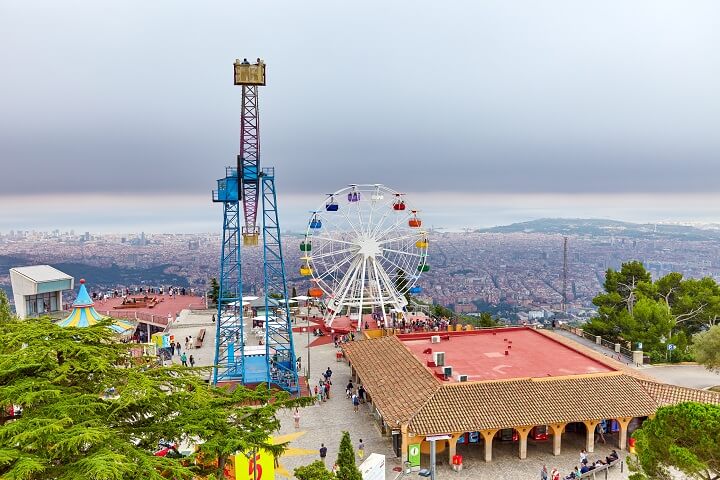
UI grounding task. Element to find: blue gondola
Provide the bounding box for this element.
[409,286,422,294]
[326,202,339,211]
[309,217,322,229]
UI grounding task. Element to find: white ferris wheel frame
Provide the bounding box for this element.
[303,184,428,329]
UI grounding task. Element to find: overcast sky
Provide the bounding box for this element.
[1,1,720,231]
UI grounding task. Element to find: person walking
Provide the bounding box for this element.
[357,439,365,460]
[319,443,327,464]
[551,467,560,480]
[541,465,548,480]
[176,342,181,355]
[293,408,301,429]
[180,352,188,367]
[170,342,175,356]
[189,355,195,367]
[352,392,360,412]
[580,449,588,464]
[595,423,606,444]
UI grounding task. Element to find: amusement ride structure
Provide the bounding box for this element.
[301,184,429,329]
[212,59,298,392]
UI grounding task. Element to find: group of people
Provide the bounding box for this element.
[345,380,366,412]
[541,450,619,480]
[314,367,334,403]
[91,285,194,300]
[332,332,355,347]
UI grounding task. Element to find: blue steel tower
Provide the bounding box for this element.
[212,60,298,392]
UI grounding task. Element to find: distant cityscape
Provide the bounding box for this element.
[2,218,720,323]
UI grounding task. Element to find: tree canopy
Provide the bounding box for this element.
[294,460,335,480]
[692,325,720,372]
[585,261,720,362]
[630,402,720,480]
[0,316,310,480]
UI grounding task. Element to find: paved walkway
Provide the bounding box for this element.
[553,329,636,367]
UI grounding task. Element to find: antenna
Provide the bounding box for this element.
[562,236,568,314]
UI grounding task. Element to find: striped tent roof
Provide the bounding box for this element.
[58,279,136,335]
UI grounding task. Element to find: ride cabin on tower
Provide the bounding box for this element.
[212,59,299,393]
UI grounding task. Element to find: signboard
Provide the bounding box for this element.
[359,453,385,480]
[456,433,466,444]
[667,343,676,351]
[231,450,275,480]
[468,432,480,444]
[408,443,421,468]
[425,435,451,442]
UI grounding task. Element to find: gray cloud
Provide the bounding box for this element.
[1,0,719,197]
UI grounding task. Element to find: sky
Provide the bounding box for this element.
[1,0,720,233]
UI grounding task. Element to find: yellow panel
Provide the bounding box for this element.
[234,450,275,480]
[234,62,266,86]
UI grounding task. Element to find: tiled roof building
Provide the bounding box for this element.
[342,328,720,466]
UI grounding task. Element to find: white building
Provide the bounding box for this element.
[9,265,74,319]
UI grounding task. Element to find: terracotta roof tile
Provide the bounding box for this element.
[408,373,658,435]
[342,336,440,425]
[639,380,720,407]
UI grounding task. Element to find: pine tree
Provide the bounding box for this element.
[335,431,362,480]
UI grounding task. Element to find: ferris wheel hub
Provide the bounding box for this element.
[357,235,381,258]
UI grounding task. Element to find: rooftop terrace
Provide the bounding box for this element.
[398,327,615,382]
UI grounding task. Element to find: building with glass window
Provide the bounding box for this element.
[9,265,74,319]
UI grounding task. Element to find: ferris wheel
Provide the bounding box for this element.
[300,184,429,329]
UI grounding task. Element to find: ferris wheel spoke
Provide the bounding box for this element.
[310,236,358,247]
[378,232,424,246]
[381,247,423,258]
[373,209,414,241]
[338,199,364,238]
[309,246,359,261]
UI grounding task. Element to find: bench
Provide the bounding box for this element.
[579,458,620,478]
[194,328,206,348]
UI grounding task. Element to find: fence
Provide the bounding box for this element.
[101,310,170,327]
[559,324,633,360]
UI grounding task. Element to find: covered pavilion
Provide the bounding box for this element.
[58,279,136,336]
[342,327,720,469]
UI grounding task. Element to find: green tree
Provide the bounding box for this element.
[465,312,500,328]
[209,277,220,305]
[294,460,335,480]
[630,402,720,480]
[182,384,311,478]
[0,316,312,480]
[0,317,198,479]
[692,325,720,372]
[335,431,362,480]
[0,289,12,323]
